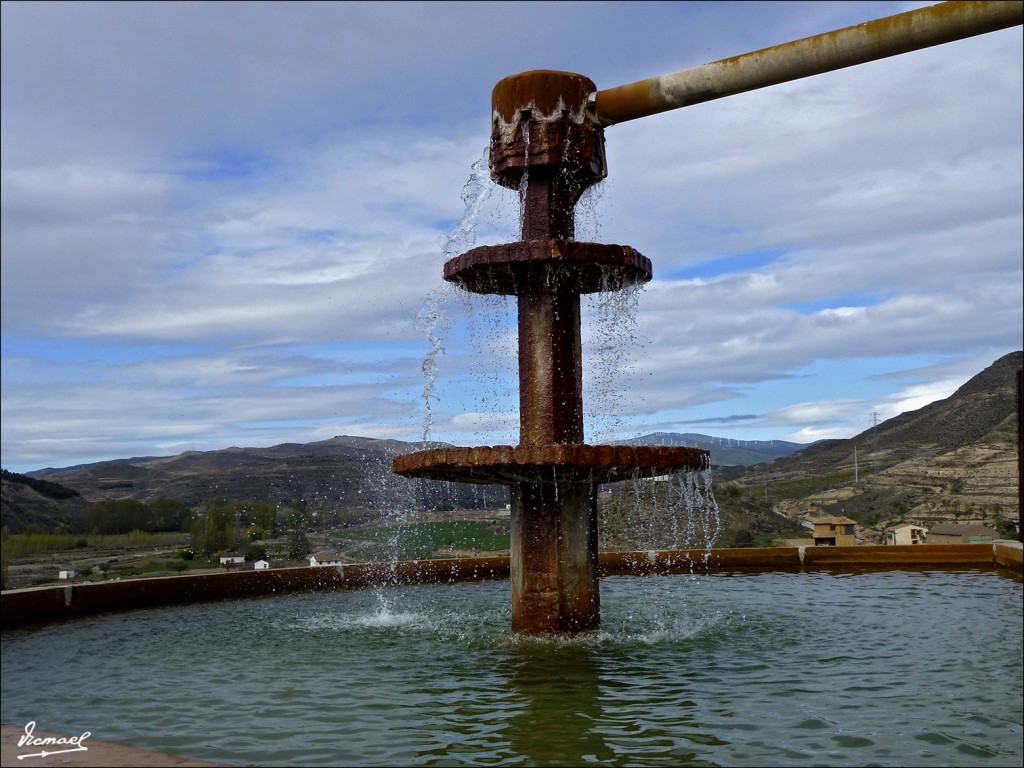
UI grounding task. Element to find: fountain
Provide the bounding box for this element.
[2,3,1022,765]
[393,69,710,633]
[394,0,1024,634]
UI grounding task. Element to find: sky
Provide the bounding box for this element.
[1,1,1021,475]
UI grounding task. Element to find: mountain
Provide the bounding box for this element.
[7,436,503,534]
[0,470,89,535]
[618,432,809,466]
[717,351,1023,541]
[3,351,1020,544]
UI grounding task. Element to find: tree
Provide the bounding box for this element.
[238,501,277,540]
[190,497,236,555]
[149,499,193,532]
[248,502,278,536]
[287,528,311,560]
[276,501,313,533]
[83,499,153,535]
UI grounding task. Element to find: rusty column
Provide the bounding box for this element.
[491,71,605,448]
[490,71,606,631]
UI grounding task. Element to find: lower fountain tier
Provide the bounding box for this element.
[393,444,710,485]
[444,239,652,296]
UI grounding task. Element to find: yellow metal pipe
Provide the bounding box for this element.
[594,1,1023,126]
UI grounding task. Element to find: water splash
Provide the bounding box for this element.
[583,282,644,443]
[419,146,497,443]
[462,290,518,444]
[518,122,530,234]
[416,285,453,443]
[440,146,494,260]
[574,180,605,243]
[599,468,722,560]
[363,589,426,629]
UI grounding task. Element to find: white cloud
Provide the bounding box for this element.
[1,2,1020,472]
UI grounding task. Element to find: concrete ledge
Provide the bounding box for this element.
[0,558,511,629]
[802,543,994,567]
[2,544,1013,629]
[994,540,1024,572]
[600,546,802,573]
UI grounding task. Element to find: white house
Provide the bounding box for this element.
[254,559,270,570]
[219,554,245,565]
[883,524,927,545]
[309,550,345,567]
[58,569,76,580]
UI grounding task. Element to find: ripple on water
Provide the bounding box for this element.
[1,570,1020,767]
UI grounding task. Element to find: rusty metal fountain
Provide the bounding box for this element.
[393,0,1023,634]
[393,70,709,633]
[1,6,1021,767]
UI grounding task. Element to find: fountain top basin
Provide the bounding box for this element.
[444,239,652,296]
[393,443,710,485]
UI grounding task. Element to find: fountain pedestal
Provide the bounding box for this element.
[395,71,710,632]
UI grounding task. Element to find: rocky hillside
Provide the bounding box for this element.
[4,436,506,534]
[3,352,1020,545]
[718,351,1022,542]
[619,432,807,467]
[0,470,89,534]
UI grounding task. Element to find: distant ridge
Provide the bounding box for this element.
[3,351,1020,542]
[618,432,809,466]
[746,350,1024,479]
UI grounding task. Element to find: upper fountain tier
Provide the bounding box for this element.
[445,239,651,296]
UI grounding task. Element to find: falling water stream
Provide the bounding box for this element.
[408,150,723,567]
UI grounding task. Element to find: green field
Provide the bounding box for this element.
[333,519,510,562]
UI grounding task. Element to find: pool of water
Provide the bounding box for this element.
[2,568,1021,766]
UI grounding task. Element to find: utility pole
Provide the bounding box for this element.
[870,411,880,474]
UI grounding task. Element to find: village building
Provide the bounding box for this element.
[253,559,270,570]
[309,550,345,567]
[882,524,927,545]
[811,515,857,546]
[218,554,245,565]
[926,523,1000,544]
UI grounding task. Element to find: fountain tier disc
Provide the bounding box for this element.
[444,239,652,295]
[394,444,710,485]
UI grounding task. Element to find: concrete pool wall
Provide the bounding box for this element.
[2,541,1020,629]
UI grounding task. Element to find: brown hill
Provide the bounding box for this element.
[0,470,89,535]
[5,436,505,534]
[719,351,1022,542]
[4,352,1020,544]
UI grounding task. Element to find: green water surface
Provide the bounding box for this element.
[2,568,1021,766]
